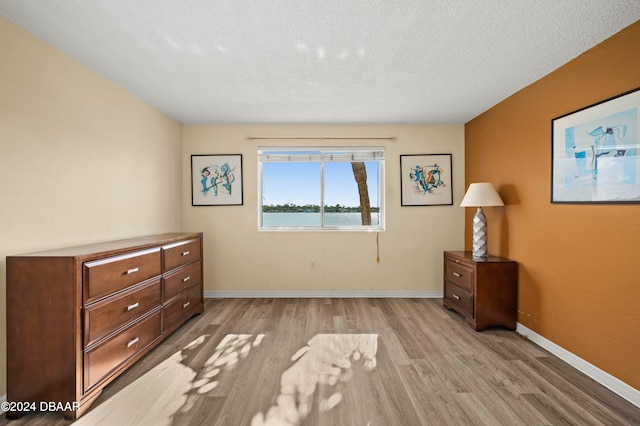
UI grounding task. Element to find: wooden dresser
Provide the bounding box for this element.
[443,251,517,331]
[6,232,204,419]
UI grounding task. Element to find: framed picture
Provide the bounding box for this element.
[400,154,453,206]
[552,87,640,203]
[191,154,243,206]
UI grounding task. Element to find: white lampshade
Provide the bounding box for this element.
[460,183,504,207]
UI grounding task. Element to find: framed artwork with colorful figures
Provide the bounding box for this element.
[551,87,640,203]
[400,154,453,206]
[191,154,243,206]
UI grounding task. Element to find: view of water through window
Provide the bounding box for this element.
[262,212,381,227]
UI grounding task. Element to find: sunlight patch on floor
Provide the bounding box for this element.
[74,348,196,425]
[73,333,377,425]
[252,334,378,426]
[74,333,265,426]
[181,333,266,408]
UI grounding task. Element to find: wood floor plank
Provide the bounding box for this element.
[518,356,634,425]
[521,393,584,426]
[2,298,638,426]
[342,298,362,331]
[537,355,640,425]
[368,339,424,426]
[397,363,453,426]
[376,299,426,360]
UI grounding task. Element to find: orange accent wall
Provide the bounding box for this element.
[465,21,640,390]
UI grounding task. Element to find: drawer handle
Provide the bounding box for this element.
[453,272,462,277]
[182,276,191,283]
[453,294,460,300]
[182,301,190,309]
[181,251,190,256]
[455,259,460,263]
[126,267,139,275]
[127,337,140,348]
[126,302,139,311]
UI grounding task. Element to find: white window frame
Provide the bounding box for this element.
[258,147,385,231]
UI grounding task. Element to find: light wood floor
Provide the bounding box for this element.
[3,298,639,425]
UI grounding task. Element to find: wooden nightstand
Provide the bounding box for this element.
[443,251,518,331]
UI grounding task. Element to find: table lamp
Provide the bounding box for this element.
[460,182,504,258]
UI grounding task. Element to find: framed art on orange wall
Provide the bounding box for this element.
[551,87,640,204]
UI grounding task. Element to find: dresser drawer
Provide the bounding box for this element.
[83,248,161,303]
[162,283,203,333]
[445,258,474,291]
[163,260,202,302]
[162,239,201,272]
[84,310,161,391]
[444,281,473,317]
[84,279,162,348]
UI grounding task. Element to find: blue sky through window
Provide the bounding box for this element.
[262,161,380,207]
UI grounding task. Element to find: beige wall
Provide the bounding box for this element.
[183,124,465,295]
[465,22,640,390]
[0,17,183,395]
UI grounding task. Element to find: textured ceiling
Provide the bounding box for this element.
[1,1,639,124]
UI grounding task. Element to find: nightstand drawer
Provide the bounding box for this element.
[445,258,474,291]
[444,281,473,317]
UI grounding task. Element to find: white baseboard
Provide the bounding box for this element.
[0,393,5,412]
[516,322,639,408]
[204,291,442,298]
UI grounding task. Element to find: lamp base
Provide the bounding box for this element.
[471,207,488,258]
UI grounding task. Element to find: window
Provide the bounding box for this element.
[259,147,385,230]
